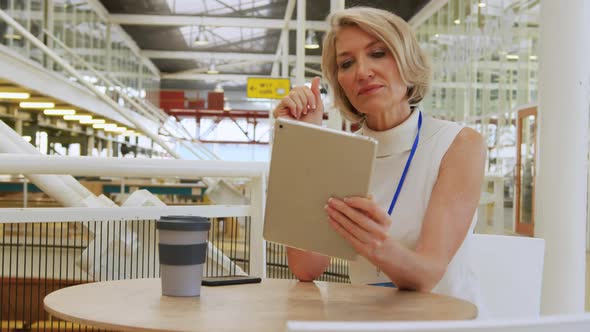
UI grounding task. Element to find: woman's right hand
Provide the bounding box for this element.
[272,76,324,125]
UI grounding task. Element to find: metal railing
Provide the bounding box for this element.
[40,28,218,161]
[0,7,219,162]
[0,153,265,331]
[0,153,268,275]
[0,153,350,331]
[0,216,252,332]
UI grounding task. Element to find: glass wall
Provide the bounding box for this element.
[416,0,539,177]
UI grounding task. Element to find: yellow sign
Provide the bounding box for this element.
[247,77,290,99]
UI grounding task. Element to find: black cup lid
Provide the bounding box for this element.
[157,215,211,231]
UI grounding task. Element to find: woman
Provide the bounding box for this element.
[272,7,486,309]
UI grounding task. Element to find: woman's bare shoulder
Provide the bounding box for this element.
[442,127,486,168]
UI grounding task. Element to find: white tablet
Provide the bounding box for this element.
[263,118,377,260]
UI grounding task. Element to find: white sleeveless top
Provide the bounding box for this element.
[348,110,483,315]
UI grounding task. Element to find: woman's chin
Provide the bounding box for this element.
[356,102,387,115]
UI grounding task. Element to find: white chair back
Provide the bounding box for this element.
[286,313,590,332]
[470,234,545,319]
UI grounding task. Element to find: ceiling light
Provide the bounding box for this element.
[529,55,538,60]
[304,30,320,49]
[43,109,76,116]
[105,126,127,133]
[80,119,106,124]
[0,92,30,99]
[506,54,519,60]
[20,102,55,109]
[194,26,209,46]
[207,63,219,74]
[93,123,117,129]
[478,2,487,8]
[4,26,21,40]
[63,114,92,121]
[453,19,461,25]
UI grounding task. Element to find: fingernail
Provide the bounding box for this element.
[343,197,350,202]
[328,197,333,203]
[323,204,328,210]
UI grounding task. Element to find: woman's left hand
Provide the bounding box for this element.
[325,196,392,262]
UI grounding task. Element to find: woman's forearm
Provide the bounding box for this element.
[286,247,331,281]
[373,240,446,292]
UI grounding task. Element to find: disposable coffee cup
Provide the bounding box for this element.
[157,215,211,297]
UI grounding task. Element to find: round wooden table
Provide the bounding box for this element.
[44,278,477,332]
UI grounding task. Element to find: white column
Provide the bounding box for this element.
[9,105,23,134]
[295,0,305,85]
[248,175,267,278]
[106,136,113,157]
[325,0,345,130]
[281,32,289,78]
[14,119,22,135]
[87,134,95,156]
[45,0,54,69]
[330,0,345,11]
[271,62,279,77]
[535,0,589,314]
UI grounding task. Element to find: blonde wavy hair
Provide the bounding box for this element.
[322,7,431,123]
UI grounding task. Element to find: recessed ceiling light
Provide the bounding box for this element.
[0,92,30,99]
[63,114,92,121]
[19,102,55,109]
[43,109,76,115]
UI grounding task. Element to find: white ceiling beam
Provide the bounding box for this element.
[142,50,322,64]
[162,73,317,82]
[162,73,267,81]
[109,14,329,31]
[474,61,538,71]
[409,0,449,29]
[431,82,519,90]
[271,0,296,75]
[170,59,267,76]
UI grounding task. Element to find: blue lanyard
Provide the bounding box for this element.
[387,111,422,215]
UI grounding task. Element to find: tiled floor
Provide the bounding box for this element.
[479,206,590,311]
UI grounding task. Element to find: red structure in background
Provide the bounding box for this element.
[207,91,224,110]
[160,90,205,114]
[159,90,334,145]
[159,89,272,144]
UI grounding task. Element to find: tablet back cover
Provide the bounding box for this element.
[263,118,377,260]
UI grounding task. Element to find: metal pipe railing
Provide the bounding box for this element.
[0,154,267,178]
[0,153,268,278]
[42,28,221,162]
[0,120,102,205]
